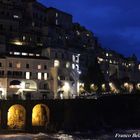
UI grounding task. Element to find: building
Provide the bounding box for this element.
[0,0,140,99]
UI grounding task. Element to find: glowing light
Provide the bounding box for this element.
[38,73,42,80]
[8,105,26,129]
[109,82,119,93]
[62,82,70,92]
[72,64,75,69]
[38,65,41,70]
[44,73,48,80]
[14,41,23,46]
[54,60,60,67]
[106,53,109,57]
[66,62,70,68]
[32,104,49,126]
[139,64,140,70]
[20,82,25,89]
[16,63,21,68]
[98,57,104,62]
[26,72,30,80]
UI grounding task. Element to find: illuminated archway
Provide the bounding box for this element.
[7,105,26,129]
[32,104,49,126]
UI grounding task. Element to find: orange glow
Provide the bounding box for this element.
[32,104,49,126]
[7,105,26,129]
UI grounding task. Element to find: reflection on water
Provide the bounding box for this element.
[0,130,140,140]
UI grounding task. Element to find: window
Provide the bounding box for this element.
[22,53,27,56]
[38,72,42,80]
[44,65,47,70]
[72,64,75,69]
[9,63,12,68]
[29,53,34,56]
[0,71,4,76]
[23,36,26,41]
[106,53,109,57]
[62,53,64,59]
[16,63,21,69]
[0,62,2,67]
[44,73,48,80]
[55,52,58,58]
[56,13,58,17]
[36,54,40,57]
[66,62,70,68]
[72,55,75,62]
[38,64,41,70]
[54,60,60,67]
[26,72,30,79]
[75,64,79,71]
[75,55,79,63]
[13,15,19,19]
[14,52,20,55]
[26,64,29,68]
[56,19,58,25]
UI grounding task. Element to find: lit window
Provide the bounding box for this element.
[22,52,27,56]
[106,53,109,57]
[32,22,35,27]
[72,55,75,62]
[66,62,70,68]
[139,64,140,70]
[56,19,58,25]
[26,72,30,79]
[110,60,112,64]
[76,31,80,35]
[29,53,34,56]
[38,65,41,70]
[23,36,26,41]
[56,13,58,17]
[44,73,48,80]
[13,15,19,19]
[54,60,60,67]
[98,57,104,62]
[14,52,20,55]
[72,64,75,69]
[14,41,22,46]
[38,72,42,80]
[36,54,40,57]
[16,63,21,69]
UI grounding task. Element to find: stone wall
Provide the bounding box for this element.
[0,94,140,132]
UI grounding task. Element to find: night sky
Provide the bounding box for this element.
[39,0,140,59]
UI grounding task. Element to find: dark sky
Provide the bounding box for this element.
[39,0,140,59]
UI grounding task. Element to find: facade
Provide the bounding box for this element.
[97,49,140,83]
[0,48,80,100]
[0,0,81,99]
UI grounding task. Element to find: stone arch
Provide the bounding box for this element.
[7,104,26,129]
[32,104,50,127]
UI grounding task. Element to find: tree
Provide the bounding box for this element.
[80,57,105,93]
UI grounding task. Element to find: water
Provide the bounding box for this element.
[0,130,140,140]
